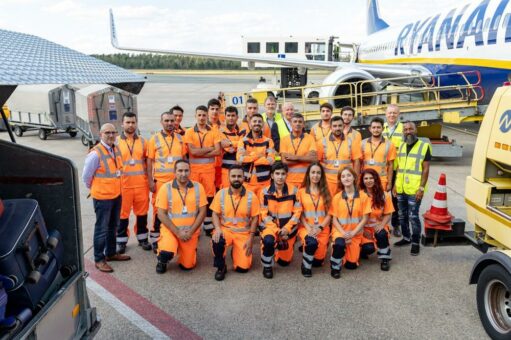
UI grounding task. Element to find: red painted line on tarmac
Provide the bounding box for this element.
[85,259,202,340]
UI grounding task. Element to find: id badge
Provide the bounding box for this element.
[334,160,340,167]
[167,156,173,163]
[182,206,188,214]
[314,217,319,224]
[115,170,121,178]
[369,159,375,165]
[129,158,135,166]
[405,176,410,184]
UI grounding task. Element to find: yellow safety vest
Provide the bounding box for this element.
[383,122,403,169]
[262,111,282,125]
[274,118,291,161]
[395,139,430,195]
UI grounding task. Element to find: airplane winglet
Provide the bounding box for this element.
[109,9,119,48]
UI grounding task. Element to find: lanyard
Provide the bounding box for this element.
[124,138,135,159]
[331,139,344,159]
[291,135,304,155]
[387,124,397,139]
[176,186,189,209]
[308,191,321,223]
[197,130,208,148]
[162,133,175,155]
[230,193,243,217]
[369,139,383,159]
[342,191,356,220]
[103,144,119,168]
[320,126,330,138]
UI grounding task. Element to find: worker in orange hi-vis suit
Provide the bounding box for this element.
[317,115,362,197]
[239,98,271,139]
[184,105,222,236]
[236,113,275,198]
[115,112,151,254]
[155,160,208,274]
[341,105,363,170]
[147,111,187,252]
[309,103,333,142]
[296,162,332,277]
[207,98,226,189]
[219,106,246,188]
[279,113,317,188]
[210,165,260,281]
[170,105,186,136]
[329,167,371,279]
[259,162,302,279]
[360,117,396,191]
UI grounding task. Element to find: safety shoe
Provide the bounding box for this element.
[156,262,167,274]
[116,243,126,254]
[301,264,312,278]
[330,269,341,279]
[152,243,158,254]
[393,228,402,237]
[394,238,411,247]
[411,244,420,256]
[214,266,227,281]
[380,259,390,271]
[138,240,152,251]
[262,267,273,279]
[105,254,131,261]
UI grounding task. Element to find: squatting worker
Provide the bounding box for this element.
[317,115,362,197]
[82,123,131,273]
[383,104,404,237]
[261,95,282,130]
[279,113,317,188]
[297,162,332,277]
[240,98,271,138]
[360,117,396,191]
[154,160,208,274]
[259,162,302,279]
[271,102,294,158]
[236,113,275,197]
[329,167,371,279]
[219,106,246,188]
[359,168,393,271]
[147,111,187,251]
[341,106,363,172]
[115,112,152,254]
[184,105,222,236]
[310,103,333,142]
[393,121,431,256]
[170,105,186,136]
[210,165,260,281]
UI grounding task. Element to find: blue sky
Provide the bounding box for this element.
[1,0,462,54]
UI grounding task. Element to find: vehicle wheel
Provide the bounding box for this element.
[27,270,41,284]
[476,264,511,340]
[69,131,77,138]
[81,135,89,146]
[38,129,48,140]
[13,125,23,137]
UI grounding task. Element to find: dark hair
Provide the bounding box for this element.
[271,161,288,174]
[161,111,173,119]
[320,103,333,111]
[122,112,137,121]
[207,98,221,108]
[302,162,332,210]
[196,105,208,112]
[331,115,343,123]
[246,97,258,105]
[170,105,184,114]
[250,113,263,121]
[174,159,190,170]
[225,106,238,115]
[229,164,244,173]
[370,117,384,127]
[337,166,357,191]
[359,168,385,209]
[341,106,355,115]
[292,113,304,121]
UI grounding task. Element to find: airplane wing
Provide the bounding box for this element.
[109,9,431,78]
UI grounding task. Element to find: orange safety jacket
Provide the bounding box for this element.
[164,180,202,230]
[149,131,185,182]
[360,137,393,178]
[237,131,275,183]
[90,144,122,200]
[217,186,256,233]
[319,134,354,179]
[116,133,147,189]
[260,183,301,236]
[297,187,329,226]
[310,122,331,142]
[220,124,246,170]
[279,132,317,182]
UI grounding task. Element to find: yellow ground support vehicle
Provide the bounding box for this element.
[465,85,511,339]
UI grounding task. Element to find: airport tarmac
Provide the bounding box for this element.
[1,74,488,339]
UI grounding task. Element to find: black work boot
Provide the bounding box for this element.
[117,243,126,254]
[394,238,411,247]
[330,269,341,279]
[156,262,167,274]
[301,264,312,278]
[138,240,152,251]
[380,259,390,271]
[262,267,273,279]
[215,266,227,281]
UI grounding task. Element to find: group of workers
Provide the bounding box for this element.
[83,95,431,280]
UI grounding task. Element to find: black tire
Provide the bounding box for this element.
[38,129,48,140]
[307,91,320,104]
[13,125,23,137]
[476,264,511,340]
[27,270,41,284]
[81,134,89,146]
[69,131,77,138]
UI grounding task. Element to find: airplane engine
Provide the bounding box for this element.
[319,68,379,108]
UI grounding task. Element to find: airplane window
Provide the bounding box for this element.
[285,42,298,53]
[247,42,260,53]
[266,42,279,53]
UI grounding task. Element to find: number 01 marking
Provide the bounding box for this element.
[232,96,243,105]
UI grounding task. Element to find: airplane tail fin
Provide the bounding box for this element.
[367,0,389,35]
[109,9,119,48]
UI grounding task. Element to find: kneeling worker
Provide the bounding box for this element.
[259,162,302,279]
[155,160,208,273]
[210,165,260,281]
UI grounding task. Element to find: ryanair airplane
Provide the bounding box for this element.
[110,0,511,107]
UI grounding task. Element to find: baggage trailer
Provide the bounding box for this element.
[7,85,78,140]
[75,85,137,147]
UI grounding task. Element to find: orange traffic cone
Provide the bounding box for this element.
[423,173,453,231]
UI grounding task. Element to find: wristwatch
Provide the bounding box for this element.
[418,186,425,192]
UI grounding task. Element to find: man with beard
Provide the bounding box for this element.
[317,115,362,196]
[392,121,431,256]
[219,106,246,188]
[115,112,152,253]
[340,106,362,171]
[210,165,260,281]
[310,103,333,142]
[360,117,396,191]
[170,105,186,136]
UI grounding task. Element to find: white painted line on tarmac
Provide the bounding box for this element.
[87,279,170,340]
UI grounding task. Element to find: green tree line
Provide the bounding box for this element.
[92,53,242,70]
